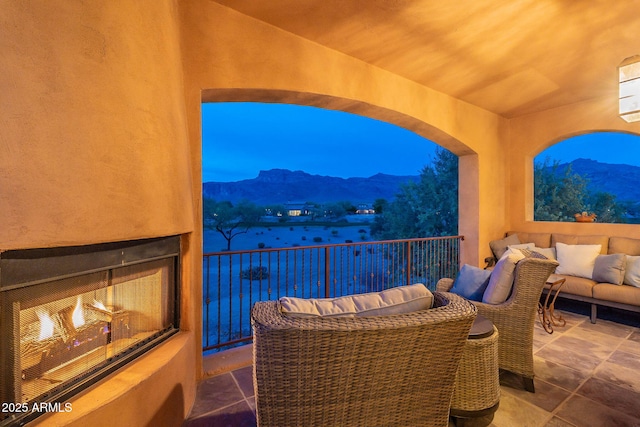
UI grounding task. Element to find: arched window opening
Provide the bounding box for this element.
[534,132,640,224]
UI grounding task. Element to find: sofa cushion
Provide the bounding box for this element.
[489,234,520,260]
[609,237,640,256]
[593,283,640,306]
[555,242,602,279]
[592,254,626,285]
[507,231,552,249]
[624,255,640,287]
[279,283,434,318]
[450,264,492,301]
[551,234,609,254]
[482,251,526,304]
[548,274,596,298]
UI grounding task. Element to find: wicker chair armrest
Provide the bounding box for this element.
[436,277,454,292]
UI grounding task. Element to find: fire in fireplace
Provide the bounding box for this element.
[0,236,180,426]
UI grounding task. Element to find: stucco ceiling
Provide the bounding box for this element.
[213,0,640,118]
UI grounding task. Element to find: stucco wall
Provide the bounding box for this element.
[0,0,194,250]
[1,1,196,425]
[508,96,640,239]
[180,0,508,273]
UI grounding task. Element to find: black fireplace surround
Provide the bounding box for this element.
[0,236,180,426]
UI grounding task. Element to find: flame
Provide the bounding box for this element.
[72,296,85,328]
[36,309,55,340]
[92,299,109,312]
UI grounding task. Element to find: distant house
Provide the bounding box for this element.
[356,203,375,214]
[286,202,313,217]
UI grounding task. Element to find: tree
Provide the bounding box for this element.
[203,198,263,251]
[373,198,388,214]
[534,158,627,223]
[371,148,458,239]
[588,192,624,223]
[534,159,588,221]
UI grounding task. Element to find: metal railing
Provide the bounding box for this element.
[203,235,463,352]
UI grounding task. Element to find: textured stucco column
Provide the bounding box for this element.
[1,1,196,425]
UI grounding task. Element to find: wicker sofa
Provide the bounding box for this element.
[251,290,477,427]
[490,232,640,323]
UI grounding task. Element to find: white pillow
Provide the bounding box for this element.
[279,283,433,318]
[624,255,640,287]
[483,251,526,304]
[555,243,602,279]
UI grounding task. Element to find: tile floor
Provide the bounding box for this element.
[184,301,640,427]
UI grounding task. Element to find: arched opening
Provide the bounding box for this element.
[200,89,479,261]
[198,90,479,354]
[534,131,640,224]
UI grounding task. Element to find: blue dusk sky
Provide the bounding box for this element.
[202,102,640,183]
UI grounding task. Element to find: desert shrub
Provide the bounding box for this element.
[313,236,323,243]
[358,229,367,234]
[360,233,367,241]
[301,236,307,241]
[331,229,338,236]
[257,242,265,249]
[345,239,353,243]
[241,266,269,280]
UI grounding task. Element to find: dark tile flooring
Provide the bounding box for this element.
[184,301,640,427]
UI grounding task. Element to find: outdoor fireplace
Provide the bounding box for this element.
[0,236,180,426]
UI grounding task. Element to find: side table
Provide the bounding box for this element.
[539,276,567,334]
[450,315,500,427]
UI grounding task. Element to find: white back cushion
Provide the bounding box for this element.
[279,283,434,318]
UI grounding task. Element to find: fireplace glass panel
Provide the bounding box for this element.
[16,259,172,403]
[1,237,179,426]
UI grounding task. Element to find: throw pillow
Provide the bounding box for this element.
[489,234,520,260]
[279,283,434,318]
[624,255,640,287]
[450,264,492,302]
[592,254,626,285]
[482,251,526,304]
[532,246,556,260]
[498,243,536,261]
[555,242,602,279]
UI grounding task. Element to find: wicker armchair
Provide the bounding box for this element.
[437,256,559,392]
[251,291,477,427]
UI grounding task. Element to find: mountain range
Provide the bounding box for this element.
[202,159,640,206]
[202,168,418,205]
[550,158,640,203]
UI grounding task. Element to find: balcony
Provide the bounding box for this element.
[188,301,640,426]
[196,237,640,426]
